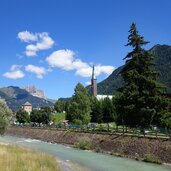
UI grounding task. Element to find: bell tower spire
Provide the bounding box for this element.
[91,65,97,96]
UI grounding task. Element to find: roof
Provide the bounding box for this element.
[22,102,32,106]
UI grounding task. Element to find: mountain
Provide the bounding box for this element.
[22,86,46,99]
[95,44,171,95]
[0,86,54,111]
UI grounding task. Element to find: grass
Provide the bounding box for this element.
[51,113,66,124]
[0,144,61,171]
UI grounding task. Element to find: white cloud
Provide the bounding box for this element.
[46,49,75,70]
[75,67,92,77]
[95,65,115,76]
[3,65,24,79]
[25,65,47,79]
[85,81,91,85]
[46,49,115,78]
[18,31,38,42]
[18,31,54,57]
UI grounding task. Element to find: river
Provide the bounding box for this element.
[0,135,170,171]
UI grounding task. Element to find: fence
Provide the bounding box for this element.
[14,123,171,139]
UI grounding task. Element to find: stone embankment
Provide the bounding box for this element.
[6,127,171,164]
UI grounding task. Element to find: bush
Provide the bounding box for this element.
[95,147,103,153]
[143,154,162,164]
[74,137,92,150]
[0,101,13,134]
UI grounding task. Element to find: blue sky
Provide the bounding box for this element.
[0,0,171,99]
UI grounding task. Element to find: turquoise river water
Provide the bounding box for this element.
[0,135,170,171]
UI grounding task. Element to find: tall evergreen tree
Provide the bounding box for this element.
[67,83,91,124]
[102,97,115,123]
[90,96,103,123]
[54,100,66,113]
[116,23,170,128]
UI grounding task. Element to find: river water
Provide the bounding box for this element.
[0,135,170,171]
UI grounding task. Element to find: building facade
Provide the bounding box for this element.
[22,102,32,115]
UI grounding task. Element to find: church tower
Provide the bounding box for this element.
[91,65,97,96]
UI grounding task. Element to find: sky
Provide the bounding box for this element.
[0,0,171,99]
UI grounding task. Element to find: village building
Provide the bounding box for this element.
[22,102,32,115]
[91,66,113,100]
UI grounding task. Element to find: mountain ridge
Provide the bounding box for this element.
[0,86,54,111]
[95,44,171,95]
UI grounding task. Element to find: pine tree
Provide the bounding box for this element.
[102,97,115,123]
[90,96,103,123]
[54,100,66,113]
[116,23,170,128]
[67,83,91,125]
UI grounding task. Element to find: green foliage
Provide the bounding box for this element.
[90,97,103,123]
[74,136,92,150]
[152,45,171,93]
[54,100,66,113]
[30,106,52,125]
[51,113,66,123]
[30,109,42,124]
[0,101,13,134]
[40,106,52,124]
[95,147,103,153]
[102,97,116,123]
[143,154,162,164]
[16,109,30,124]
[90,96,117,123]
[67,83,91,125]
[116,23,171,128]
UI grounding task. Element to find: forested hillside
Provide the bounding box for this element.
[96,44,171,95]
[0,86,53,111]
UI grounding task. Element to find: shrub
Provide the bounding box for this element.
[74,137,92,150]
[143,154,162,164]
[95,147,103,153]
[0,101,13,134]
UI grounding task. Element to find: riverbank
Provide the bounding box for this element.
[0,143,60,171]
[6,127,171,165]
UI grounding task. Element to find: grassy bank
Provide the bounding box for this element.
[0,144,61,171]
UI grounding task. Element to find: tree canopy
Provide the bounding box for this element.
[16,109,30,124]
[90,96,103,123]
[0,100,13,134]
[116,23,171,128]
[66,83,91,124]
[54,100,66,113]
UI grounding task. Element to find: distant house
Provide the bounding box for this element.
[22,102,32,115]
